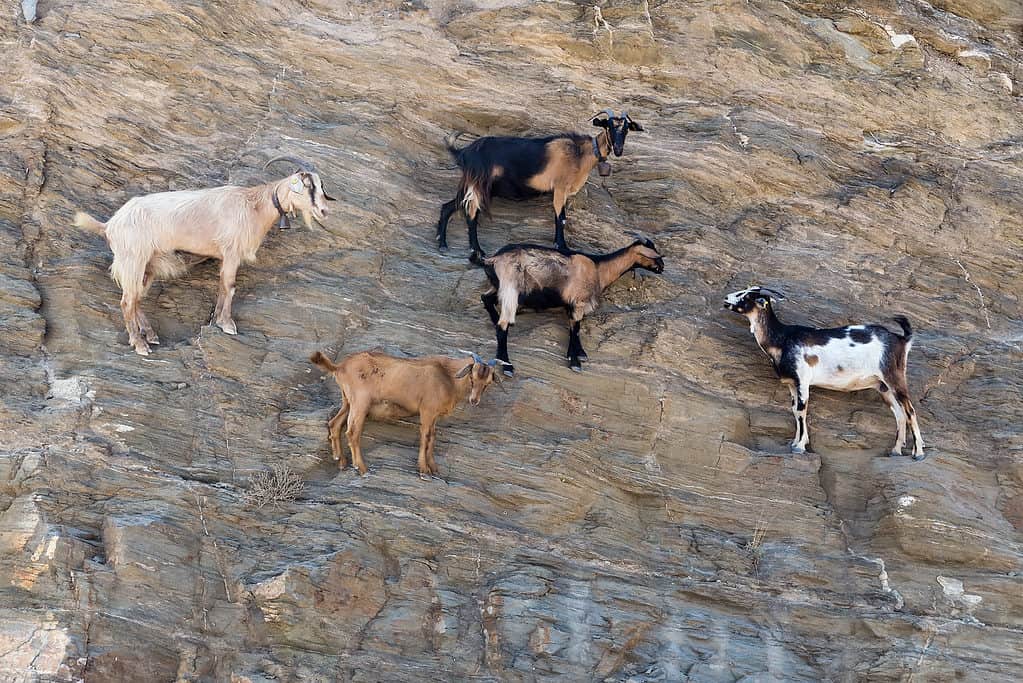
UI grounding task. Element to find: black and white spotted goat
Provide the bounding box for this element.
[723,286,925,459]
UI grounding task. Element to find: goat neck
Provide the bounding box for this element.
[254,180,292,236]
[594,246,643,290]
[592,130,612,166]
[748,303,786,357]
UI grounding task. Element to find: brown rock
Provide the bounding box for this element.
[0,0,1021,680]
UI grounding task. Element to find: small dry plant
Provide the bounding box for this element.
[744,519,768,576]
[245,463,305,509]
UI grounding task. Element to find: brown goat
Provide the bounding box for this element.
[437,110,644,262]
[310,350,504,478]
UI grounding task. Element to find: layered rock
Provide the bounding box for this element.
[1,0,1021,680]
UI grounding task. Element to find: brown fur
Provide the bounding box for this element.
[310,350,499,477]
[804,354,819,366]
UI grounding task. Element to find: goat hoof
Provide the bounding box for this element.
[790,445,805,454]
[889,450,903,458]
[217,320,238,335]
[146,334,160,345]
[438,242,449,252]
[132,342,151,356]
[912,451,927,461]
[569,361,582,373]
[502,365,514,378]
[577,350,588,361]
[469,251,486,265]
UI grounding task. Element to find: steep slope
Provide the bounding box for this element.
[1,0,1021,680]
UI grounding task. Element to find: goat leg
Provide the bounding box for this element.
[553,190,568,251]
[215,258,240,336]
[496,323,513,377]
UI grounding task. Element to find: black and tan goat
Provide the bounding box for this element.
[74,156,335,356]
[481,236,664,375]
[723,286,925,459]
[437,110,644,263]
[310,350,505,478]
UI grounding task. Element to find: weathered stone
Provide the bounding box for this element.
[0,0,1021,680]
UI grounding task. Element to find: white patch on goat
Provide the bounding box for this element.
[498,286,518,327]
[462,185,479,214]
[798,333,885,392]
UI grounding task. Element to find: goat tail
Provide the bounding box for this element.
[444,132,465,159]
[891,315,912,341]
[310,350,339,374]
[73,211,107,236]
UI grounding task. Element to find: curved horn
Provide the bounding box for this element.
[264,155,316,173]
[621,110,629,120]
[472,352,485,365]
[590,109,613,121]
[625,230,655,247]
[757,287,787,300]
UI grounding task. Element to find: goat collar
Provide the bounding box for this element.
[593,134,612,177]
[271,189,291,230]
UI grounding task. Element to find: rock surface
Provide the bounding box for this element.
[1,0,1022,680]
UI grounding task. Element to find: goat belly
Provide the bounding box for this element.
[518,288,566,310]
[369,400,414,420]
[491,176,543,201]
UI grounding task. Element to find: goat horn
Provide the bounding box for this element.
[625,229,654,246]
[621,110,629,120]
[264,155,316,173]
[758,287,787,300]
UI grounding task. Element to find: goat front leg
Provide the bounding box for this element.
[566,308,587,371]
[417,416,438,479]
[553,189,568,251]
[214,257,240,335]
[792,381,810,453]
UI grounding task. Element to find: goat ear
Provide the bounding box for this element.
[454,362,474,379]
[592,118,610,128]
[627,120,644,131]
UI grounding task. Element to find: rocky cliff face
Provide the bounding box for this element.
[1,0,1022,680]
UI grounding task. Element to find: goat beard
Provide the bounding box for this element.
[297,208,323,229]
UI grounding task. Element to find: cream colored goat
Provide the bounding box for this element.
[310,350,505,478]
[73,156,335,356]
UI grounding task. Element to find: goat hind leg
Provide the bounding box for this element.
[898,390,925,460]
[327,402,350,467]
[137,269,160,344]
[437,195,460,251]
[345,405,369,475]
[120,289,150,356]
[879,384,907,456]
